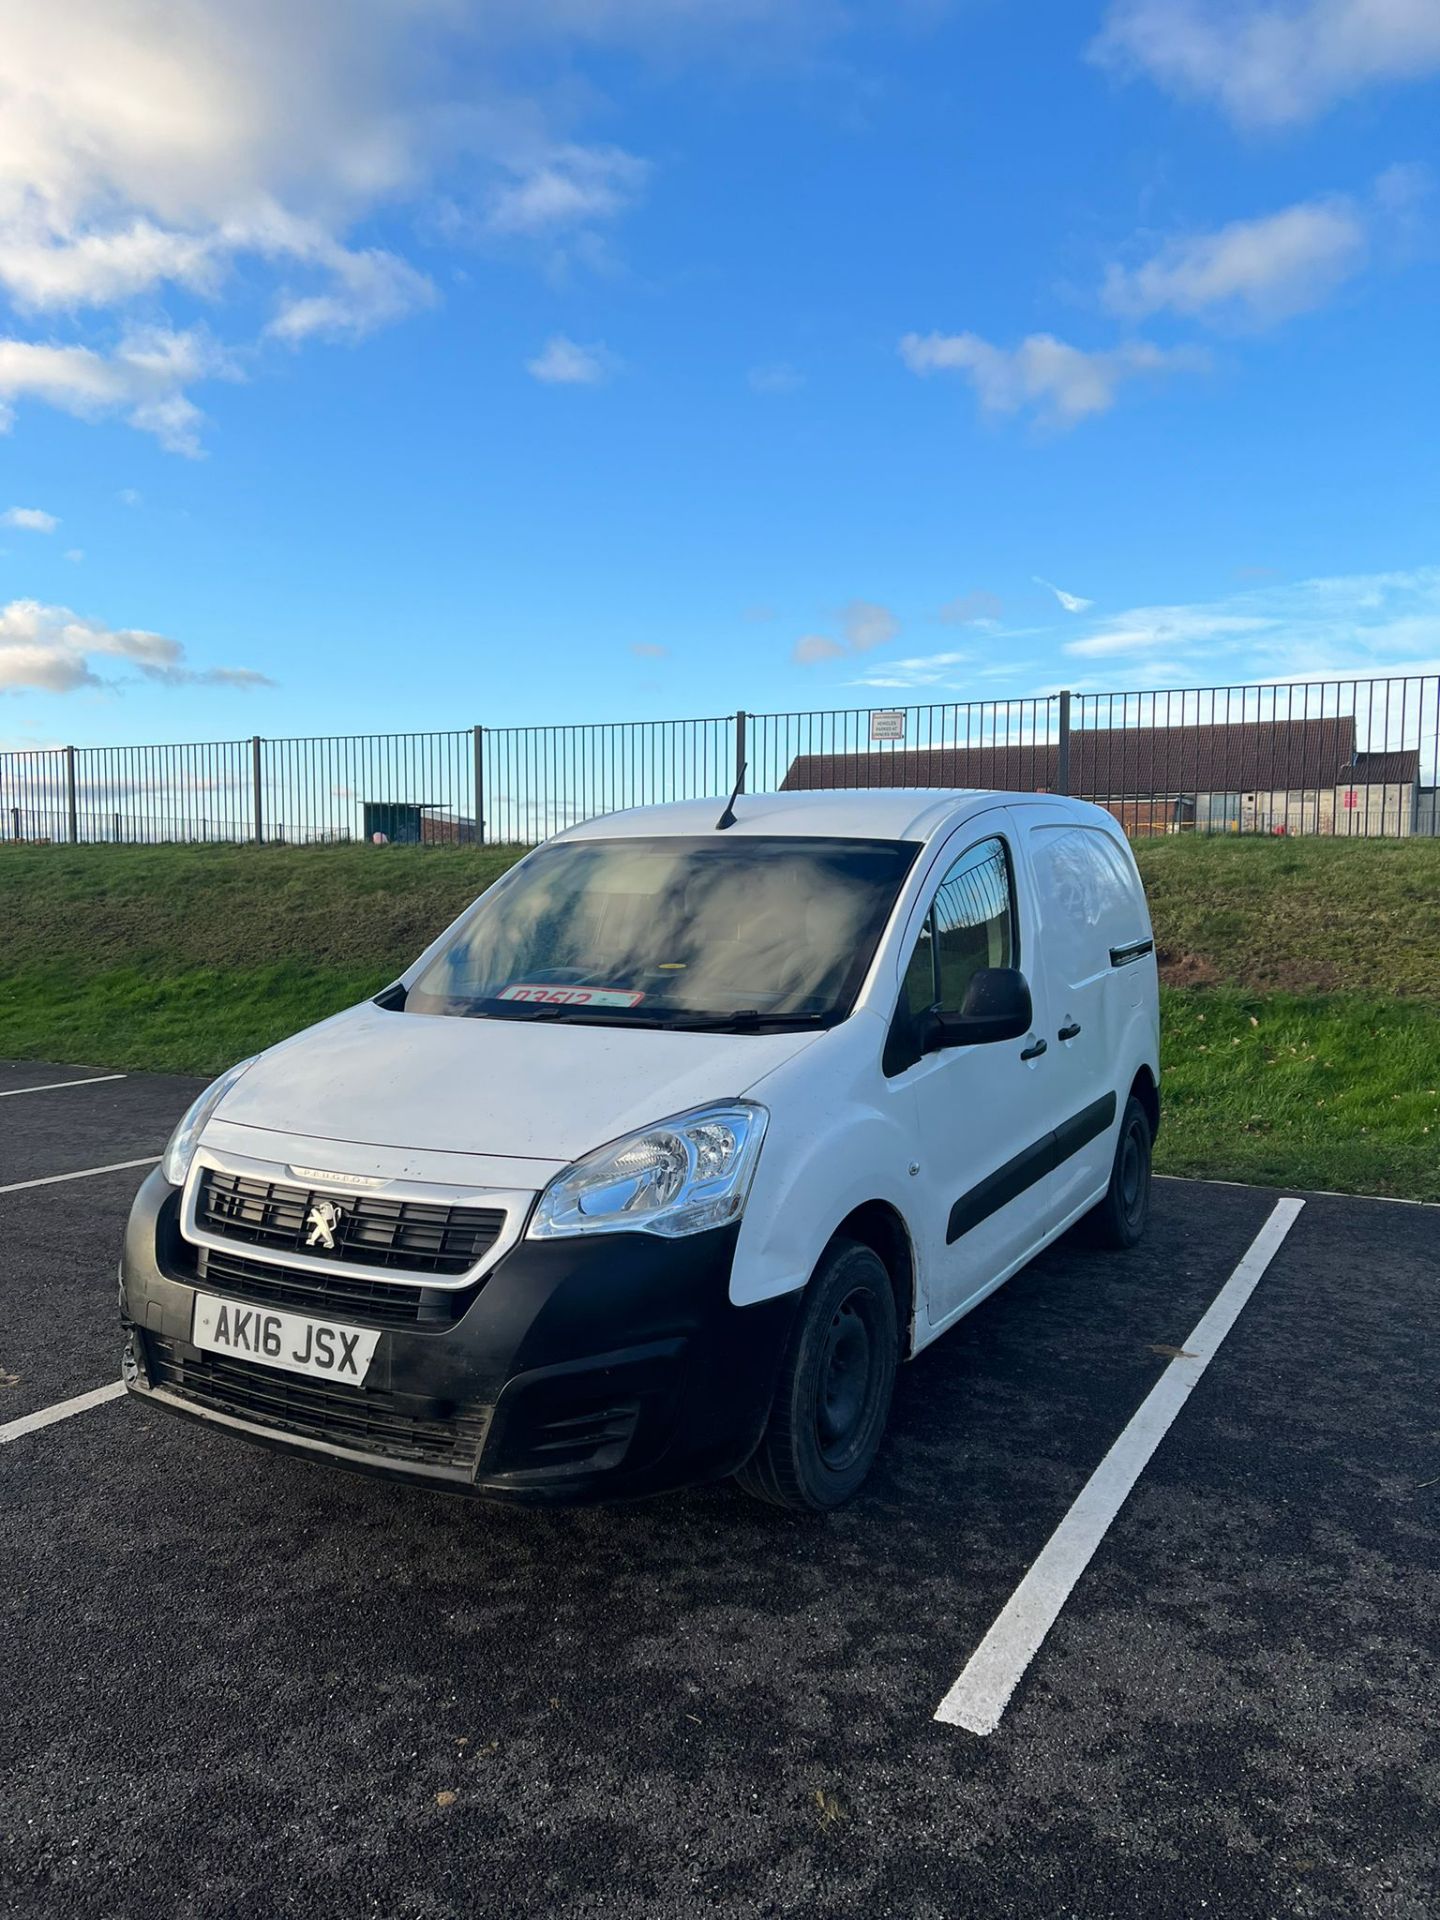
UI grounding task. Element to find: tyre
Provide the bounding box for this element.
[736,1238,898,1512]
[1088,1092,1153,1250]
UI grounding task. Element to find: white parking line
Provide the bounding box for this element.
[0,1157,157,1196]
[0,1073,126,1099]
[934,1196,1306,1737]
[0,1380,127,1446]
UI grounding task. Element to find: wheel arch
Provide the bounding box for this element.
[1129,1063,1160,1141]
[830,1199,918,1358]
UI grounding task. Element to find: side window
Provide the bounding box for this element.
[890,837,1016,1068]
[899,918,934,1022]
[933,839,1014,1011]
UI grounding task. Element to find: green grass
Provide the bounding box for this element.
[3,834,1438,1200]
[0,841,519,1075]
[1132,833,1440,998]
[1157,987,1440,1202]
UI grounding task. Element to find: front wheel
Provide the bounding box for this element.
[1088,1092,1153,1249]
[735,1238,897,1512]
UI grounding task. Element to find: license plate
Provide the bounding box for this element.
[191,1293,381,1386]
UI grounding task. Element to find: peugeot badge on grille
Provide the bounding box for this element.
[304,1199,344,1250]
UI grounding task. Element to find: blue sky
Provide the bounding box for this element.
[1,0,1438,750]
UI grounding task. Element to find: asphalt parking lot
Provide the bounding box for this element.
[2,1062,1436,1920]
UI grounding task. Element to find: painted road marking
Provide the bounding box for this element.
[934,1196,1306,1737]
[0,1381,127,1446]
[0,1157,157,1196]
[1156,1172,1437,1211]
[0,1074,126,1099]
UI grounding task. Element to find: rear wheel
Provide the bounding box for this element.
[736,1239,897,1512]
[1088,1092,1153,1249]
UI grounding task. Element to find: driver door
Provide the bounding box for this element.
[887,819,1058,1331]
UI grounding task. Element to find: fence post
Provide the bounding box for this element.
[734,711,748,794]
[65,745,78,844]
[251,735,264,845]
[472,725,486,845]
[10,806,19,842]
[1056,690,1072,797]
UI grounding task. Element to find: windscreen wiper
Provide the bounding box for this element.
[465,999,570,1021]
[464,1000,830,1033]
[544,1007,831,1033]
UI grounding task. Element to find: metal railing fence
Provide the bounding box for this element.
[3,673,1437,848]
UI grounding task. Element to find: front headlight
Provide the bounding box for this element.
[160,1057,257,1188]
[528,1102,769,1240]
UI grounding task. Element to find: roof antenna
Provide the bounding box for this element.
[715,763,747,831]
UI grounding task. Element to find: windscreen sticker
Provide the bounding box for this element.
[497,984,646,1008]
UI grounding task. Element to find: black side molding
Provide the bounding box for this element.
[946,1092,1117,1244]
[1054,1090,1117,1164]
[1110,938,1155,968]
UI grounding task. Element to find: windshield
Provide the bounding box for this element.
[404,835,919,1031]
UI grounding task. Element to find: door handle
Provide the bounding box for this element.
[1057,1022,1082,1042]
[1020,1037,1048,1061]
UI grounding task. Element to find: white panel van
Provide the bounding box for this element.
[120,789,1160,1511]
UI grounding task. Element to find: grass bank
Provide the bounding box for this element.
[0,842,514,1075]
[3,834,1437,1200]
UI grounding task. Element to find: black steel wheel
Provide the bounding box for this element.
[736,1238,897,1512]
[1088,1092,1153,1250]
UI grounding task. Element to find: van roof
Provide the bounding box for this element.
[556,787,1101,846]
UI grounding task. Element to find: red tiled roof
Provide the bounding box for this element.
[780,717,1419,796]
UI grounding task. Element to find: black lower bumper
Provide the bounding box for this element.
[119,1169,799,1504]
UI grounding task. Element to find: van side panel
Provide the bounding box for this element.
[1017,810,1156,1220]
[729,1010,923,1323]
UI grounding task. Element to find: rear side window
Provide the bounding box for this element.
[887,837,1015,1071]
[1028,825,1138,987]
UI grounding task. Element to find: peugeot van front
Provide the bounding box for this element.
[120,789,1160,1510]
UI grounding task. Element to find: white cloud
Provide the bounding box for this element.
[939,590,1003,626]
[630,641,668,658]
[841,599,900,651]
[1060,568,1440,681]
[2,505,58,532]
[0,2,802,447]
[794,602,901,666]
[65,547,83,562]
[0,221,222,313]
[485,145,649,238]
[1035,577,1095,614]
[793,633,845,665]
[0,3,866,450]
[1104,194,1368,326]
[0,0,448,431]
[1067,610,1273,658]
[0,596,274,694]
[848,650,971,689]
[116,488,142,507]
[265,242,436,345]
[525,335,617,384]
[0,327,234,454]
[1093,0,1440,127]
[901,330,1207,427]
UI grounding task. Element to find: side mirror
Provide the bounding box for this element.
[922,967,1033,1053]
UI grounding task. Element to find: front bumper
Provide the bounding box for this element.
[120,1169,798,1503]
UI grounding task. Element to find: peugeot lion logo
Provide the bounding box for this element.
[304,1199,344,1250]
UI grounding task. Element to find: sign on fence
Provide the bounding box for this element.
[869,711,906,741]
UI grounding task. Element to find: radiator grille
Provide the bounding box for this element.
[185,1245,477,1330]
[144,1334,488,1471]
[195,1169,506,1276]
